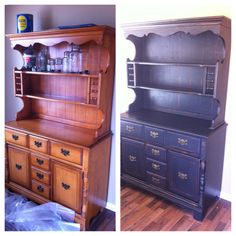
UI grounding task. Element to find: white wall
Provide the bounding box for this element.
[5,5,116,209]
[118,0,234,201]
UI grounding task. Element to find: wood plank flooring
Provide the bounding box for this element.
[121,185,231,231]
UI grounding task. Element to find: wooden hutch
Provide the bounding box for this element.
[5,26,115,230]
[121,16,231,220]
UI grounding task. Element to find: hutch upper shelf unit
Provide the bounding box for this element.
[5,26,115,230]
[121,16,231,220]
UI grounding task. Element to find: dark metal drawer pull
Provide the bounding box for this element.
[61,182,70,190]
[37,185,44,192]
[150,131,159,139]
[151,177,160,184]
[60,148,70,156]
[178,171,188,180]
[12,134,19,141]
[126,125,134,132]
[15,164,22,170]
[152,163,160,170]
[36,158,44,165]
[129,155,136,162]
[177,138,188,146]
[151,148,160,156]
[34,141,42,148]
[36,172,44,179]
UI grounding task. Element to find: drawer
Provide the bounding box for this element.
[31,153,50,171]
[146,171,166,189]
[146,158,166,177]
[121,121,143,139]
[166,131,201,155]
[167,151,200,202]
[5,129,27,147]
[29,135,48,154]
[32,180,50,199]
[50,142,82,165]
[31,167,50,185]
[145,144,166,163]
[144,126,165,145]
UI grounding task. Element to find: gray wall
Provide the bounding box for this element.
[5,5,116,208]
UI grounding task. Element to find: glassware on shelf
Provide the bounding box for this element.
[49,59,55,72]
[62,51,70,73]
[47,59,51,72]
[55,58,62,72]
[22,45,36,71]
[38,47,47,72]
[70,44,83,73]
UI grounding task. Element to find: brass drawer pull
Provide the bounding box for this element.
[15,163,22,170]
[126,125,134,132]
[36,172,44,179]
[129,155,136,162]
[37,185,44,192]
[62,182,70,190]
[150,131,159,139]
[36,158,44,165]
[178,171,188,180]
[152,163,160,170]
[177,138,188,146]
[12,134,19,141]
[151,177,160,184]
[34,141,42,148]
[151,148,160,156]
[61,148,70,156]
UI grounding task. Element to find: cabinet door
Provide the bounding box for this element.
[52,162,83,213]
[167,151,200,202]
[121,137,145,180]
[8,146,30,188]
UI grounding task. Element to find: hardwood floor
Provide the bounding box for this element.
[121,185,231,231]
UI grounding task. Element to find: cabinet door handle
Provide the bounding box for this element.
[152,163,160,170]
[178,171,188,180]
[12,134,19,141]
[126,125,134,132]
[36,158,44,165]
[60,148,70,156]
[150,131,159,139]
[34,141,42,148]
[15,163,22,170]
[151,148,160,156]
[61,182,70,190]
[129,155,136,162]
[37,185,44,192]
[177,138,188,146]
[36,172,44,179]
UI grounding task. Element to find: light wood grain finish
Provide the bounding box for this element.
[31,153,50,171]
[31,166,50,185]
[32,180,50,199]
[121,186,231,231]
[29,135,48,153]
[5,129,27,147]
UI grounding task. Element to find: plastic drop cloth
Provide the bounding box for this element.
[5,190,80,231]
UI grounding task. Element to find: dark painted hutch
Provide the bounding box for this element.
[121,16,231,220]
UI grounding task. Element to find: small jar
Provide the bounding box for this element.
[62,51,70,73]
[49,59,55,72]
[55,58,62,72]
[47,59,51,72]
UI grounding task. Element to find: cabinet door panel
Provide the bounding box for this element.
[121,137,145,180]
[167,151,200,202]
[52,162,82,213]
[8,146,30,188]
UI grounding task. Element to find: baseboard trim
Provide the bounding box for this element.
[105,202,116,212]
[220,191,232,202]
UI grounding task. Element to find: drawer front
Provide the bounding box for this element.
[32,180,50,199]
[166,131,201,154]
[50,142,82,165]
[144,126,165,145]
[31,167,50,185]
[31,153,50,171]
[5,129,27,147]
[29,135,48,154]
[146,158,166,177]
[121,137,145,180]
[146,171,167,189]
[167,151,200,202]
[145,144,166,163]
[8,146,30,188]
[52,163,82,213]
[121,121,143,139]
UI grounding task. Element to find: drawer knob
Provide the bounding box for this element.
[151,177,160,184]
[152,163,160,170]
[129,155,136,162]
[36,172,44,179]
[12,134,19,141]
[150,131,159,139]
[34,141,42,148]
[126,125,134,132]
[60,148,70,156]
[36,158,44,165]
[61,182,70,190]
[37,185,44,192]
[15,163,22,170]
[178,171,188,180]
[178,138,188,146]
[151,148,160,156]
